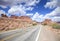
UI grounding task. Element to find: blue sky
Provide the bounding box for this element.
[0,0,60,22]
[0,0,55,15]
[28,0,54,14]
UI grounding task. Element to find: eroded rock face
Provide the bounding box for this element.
[0,15,33,31]
[0,14,36,31]
[10,15,33,23]
[10,15,18,19]
[42,19,52,25]
[19,16,32,23]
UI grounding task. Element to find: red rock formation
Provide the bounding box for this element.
[10,15,18,19]
[42,19,52,25]
[0,16,33,31]
[10,15,32,23]
[1,14,8,18]
[19,16,32,23]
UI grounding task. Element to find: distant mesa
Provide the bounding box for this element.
[56,22,60,24]
[42,19,53,25]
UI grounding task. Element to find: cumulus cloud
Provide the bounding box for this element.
[48,7,60,22]
[52,17,60,22]
[26,13,33,16]
[2,0,40,17]
[24,0,40,6]
[8,5,34,15]
[44,0,60,22]
[31,12,55,22]
[47,7,60,16]
[0,0,40,7]
[44,0,60,9]
[8,6,26,15]
[32,12,40,19]
[32,12,44,22]
[25,7,34,11]
[0,0,40,16]
[31,0,60,22]
[0,10,6,14]
[44,14,51,19]
[0,5,7,8]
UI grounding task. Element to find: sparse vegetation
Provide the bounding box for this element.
[32,23,37,26]
[52,23,60,29]
[43,23,47,25]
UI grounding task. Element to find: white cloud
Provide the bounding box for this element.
[44,0,60,22]
[52,17,60,22]
[31,0,60,22]
[32,12,40,19]
[44,0,60,9]
[43,7,60,22]
[8,5,34,16]
[0,0,40,7]
[48,7,60,16]
[8,5,34,15]
[6,0,40,17]
[0,10,6,14]
[25,7,34,11]
[32,12,56,22]
[32,7,60,22]
[0,5,7,8]
[24,0,40,6]
[8,6,26,15]
[0,0,40,16]
[44,14,51,19]
[26,13,33,16]
[32,12,44,22]
[32,12,52,22]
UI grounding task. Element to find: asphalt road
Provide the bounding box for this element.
[38,25,59,41]
[0,25,41,41]
[0,25,59,41]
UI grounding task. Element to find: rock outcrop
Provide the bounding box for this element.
[42,19,53,25]
[1,14,8,18]
[0,15,33,31]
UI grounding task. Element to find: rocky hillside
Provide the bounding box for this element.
[10,15,33,23]
[0,14,36,31]
[42,19,53,25]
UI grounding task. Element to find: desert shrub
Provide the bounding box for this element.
[43,23,47,25]
[32,23,37,26]
[52,23,60,29]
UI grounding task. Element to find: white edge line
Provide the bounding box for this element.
[35,25,42,41]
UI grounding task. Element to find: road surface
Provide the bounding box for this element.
[38,25,59,41]
[0,25,59,41]
[0,25,41,41]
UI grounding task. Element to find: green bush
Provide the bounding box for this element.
[52,23,60,29]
